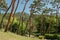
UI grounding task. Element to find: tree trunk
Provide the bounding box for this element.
[0,0,13,29]
[46,11,52,33]
[25,7,34,37]
[17,0,29,34]
[4,0,16,32]
[40,12,44,35]
[10,0,20,31]
[55,3,59,33]
[25,0,40,37]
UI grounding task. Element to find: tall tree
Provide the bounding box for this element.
[51,0,60,33]
[25,0,42,37]
[4,0,16,32]
[0,0,13,28]
[10,0,20,31]
[43,0,52,33]
[46,8,53,33]
[31,0,46,35]
[56,2,59,33]
[17,0,29,34]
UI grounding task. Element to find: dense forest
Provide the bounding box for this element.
[0,0,60,40]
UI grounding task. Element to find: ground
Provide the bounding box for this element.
[0,30,40,40]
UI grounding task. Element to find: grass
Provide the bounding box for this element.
[0,30,40,40]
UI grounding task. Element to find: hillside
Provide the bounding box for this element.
[0,30,40,40]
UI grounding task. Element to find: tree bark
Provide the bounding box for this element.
[10,0,20,31]
[17,0,29,34]
[4,0,16,32]
[0,0,13,28]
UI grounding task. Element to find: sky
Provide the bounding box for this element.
[5,0,58,14]
[6,0,33,13]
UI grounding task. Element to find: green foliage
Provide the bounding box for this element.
[33,15,41,35]
[45,34,60,40]
[20,23,26,35]
[0,0,8,11]
[10,19,26,35]
[10,17,19,33]
[33,14,58,34]
[11,23,18,33]
[45,34,58,39]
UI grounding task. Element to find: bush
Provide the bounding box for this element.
[11,23,18,33]
[45,35,53,39]
[53,34,58,39]
[57,35,60,40]
[45,34,59,40]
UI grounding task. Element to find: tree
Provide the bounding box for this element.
[0,0,7,11]
[55,0,60,33]
[10,0,20,31]
[30,0,47,35]
[0,0,7,14]
[46,8,53,33]
[0,0,13,28]
[25,0,43,37]
[51,0,60,33]
[4,0,16,32]
[17,0,29,34]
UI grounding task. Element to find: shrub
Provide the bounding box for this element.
[45,35,53,39]
[45,34,59,40]
[53,34,58,39]
[11,23,18,33]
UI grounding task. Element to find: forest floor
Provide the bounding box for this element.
[0,30,40,40]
